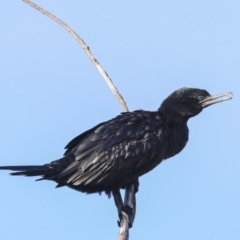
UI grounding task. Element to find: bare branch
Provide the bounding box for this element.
[23,0,129,112]
[23,1,134,239]
[118,211,129,240]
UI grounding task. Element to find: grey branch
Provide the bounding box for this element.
[23,0,128,113]
[23,1,135,239]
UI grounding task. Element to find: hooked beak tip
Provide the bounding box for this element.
[200,91,233,108]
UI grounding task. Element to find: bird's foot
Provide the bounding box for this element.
[117,205,134,228]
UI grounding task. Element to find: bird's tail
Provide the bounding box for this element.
[0,165,55,180]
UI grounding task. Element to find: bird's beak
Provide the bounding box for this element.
[200,92,233,108]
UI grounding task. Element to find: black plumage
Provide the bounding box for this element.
[0,88,232,195]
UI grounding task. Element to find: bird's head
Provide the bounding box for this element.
[159,88,232,120]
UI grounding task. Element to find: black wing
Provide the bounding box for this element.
[54,110,165,192]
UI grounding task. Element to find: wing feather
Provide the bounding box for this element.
[57,111,164,189]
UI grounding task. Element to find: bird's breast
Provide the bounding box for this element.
[163,121,189,159]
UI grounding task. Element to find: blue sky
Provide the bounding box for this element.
[0,1,239,239]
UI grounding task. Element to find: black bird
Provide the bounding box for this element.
[0,88,232,196]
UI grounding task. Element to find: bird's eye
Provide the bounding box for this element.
[197,96,204,101]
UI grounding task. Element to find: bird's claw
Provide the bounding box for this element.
[117,205,133,228]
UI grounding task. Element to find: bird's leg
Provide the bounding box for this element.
[113,179,139,229]
[113,188,133,234]
[112,189,124,226]
[114,184,134,239]
[113,189,131,238]
[122,178,138,227]
[121,182,136,228]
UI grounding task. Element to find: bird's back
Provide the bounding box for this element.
[48,110,188,194]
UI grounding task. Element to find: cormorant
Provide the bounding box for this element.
[0,88,232,205]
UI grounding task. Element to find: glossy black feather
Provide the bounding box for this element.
[0,88,231,195]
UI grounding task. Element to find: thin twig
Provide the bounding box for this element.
[23,0,128,112]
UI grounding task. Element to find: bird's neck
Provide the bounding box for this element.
[158,105,193,121]
[159,108,189,123]
[162,113,189,159]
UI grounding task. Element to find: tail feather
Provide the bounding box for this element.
[0,165,54,178]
